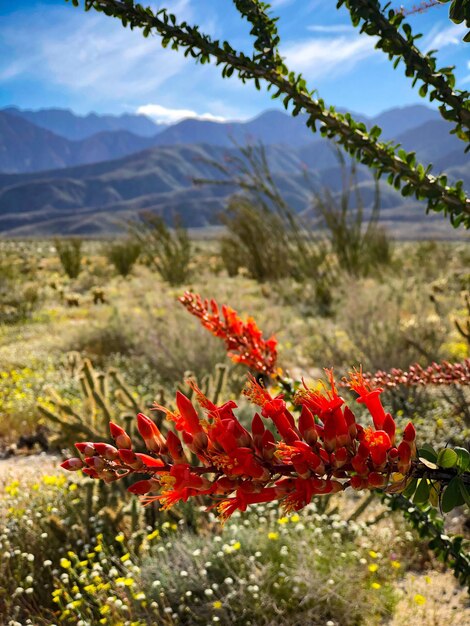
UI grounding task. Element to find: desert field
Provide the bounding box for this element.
[0,236,468,624]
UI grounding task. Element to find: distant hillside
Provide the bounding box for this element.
[0,103,467,239]
[0,142,464,240]
[3,107,160,140]
[0,111,155,173]
[0,104,451,175]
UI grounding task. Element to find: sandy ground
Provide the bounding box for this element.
[390,571,469,626]
[0,452,61,484]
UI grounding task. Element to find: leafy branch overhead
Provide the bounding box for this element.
[67,0,470,228]
[339,0,470,141]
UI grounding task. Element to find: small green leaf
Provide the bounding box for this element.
[454,447,470,473]
[403,477,418,499]
[419,444,438,463]
[437,448,458,469]
[442,477,465,513]
[413,479,430,505]
[458,481,470,508]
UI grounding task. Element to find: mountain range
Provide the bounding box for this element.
[0,104,468,238]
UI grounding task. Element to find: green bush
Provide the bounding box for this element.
[54,239,82,279]
[314,157,393,278]
[220,196,290,282]
[105,239,141,277]
[213,144,336,313]
[131,212,191,286]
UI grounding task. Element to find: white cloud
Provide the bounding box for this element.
[423,23,467,51]
[270,0,295,7]
[283,35,377,79]
[136,103,228,124]
[461,60,470,85]
[0,1,193,100]
[307,24,353,34]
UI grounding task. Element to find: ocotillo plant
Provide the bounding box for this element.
[62,293,470,516]
[66,0,470,227]
[61,293,470,586]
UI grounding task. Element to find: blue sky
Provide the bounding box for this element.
[0,0,468,123]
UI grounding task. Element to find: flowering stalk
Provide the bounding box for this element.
[179,291,278,375]
[63,370,421,521]
[354,359,470,388]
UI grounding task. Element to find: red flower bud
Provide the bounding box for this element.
[166,430,187,463]
[118,449,143,469]
[128,480,153,495]
[93,443,118,460]
[109,422,132,449]
[261,430,276,460]
[134,453,165,469]
[175,392,203,436]
[368,472,387,488]
[136,413,165,452]
[298,406,318,445]
[351,455,368,476]
[403,422,416,442]
[350,475,367,490]
[82,468,98,478]
[61,458,84,471]
[383,414,396,444]
[397,441,412,474]
[75,442,95,456]
[84,456,105,471]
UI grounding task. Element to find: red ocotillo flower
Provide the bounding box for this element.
[63,371,418,522]
[179,291,278,375]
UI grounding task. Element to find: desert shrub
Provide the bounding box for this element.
[0,467,164,623]
[54,238,82,279]
[131,212,191,286]
[304,279,449,373]
[105,238,141,277]
[213,145,336,312]
[138,503,409,626]
[0,249,42,324]
[0,361,63,441]
[129,302,241,388]
[0,281,40,324]
[313,157,393,278]
[220,196,290,282]
[1,479,412,626]
[61,310,134,361]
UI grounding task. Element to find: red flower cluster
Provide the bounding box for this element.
[179,291,278,375]
[356,359,470,389]
[62,371,417,521]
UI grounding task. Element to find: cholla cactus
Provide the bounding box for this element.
[177,363,229,408]
[455,293,470,345]
[37,356,147,448]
